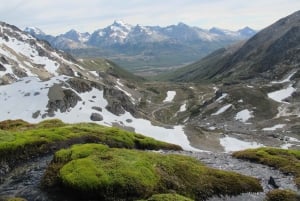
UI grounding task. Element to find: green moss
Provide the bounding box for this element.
[265,189,300,201]
[0,197,27,201]
[233,147,300,188]
[43,143,262,201]
[139,193,194,201]
[0,119,181,163]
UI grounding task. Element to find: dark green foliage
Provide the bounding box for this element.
[233,147,300,188]
[43,143,262,201]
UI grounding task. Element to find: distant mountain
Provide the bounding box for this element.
[167,10,300,83]
[25,21,256,73]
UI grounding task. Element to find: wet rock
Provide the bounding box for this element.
[90,113,103,121]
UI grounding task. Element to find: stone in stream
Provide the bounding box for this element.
[268,176,279,189]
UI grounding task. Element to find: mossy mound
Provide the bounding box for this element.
[138,193,193,201]
[0,119,181,162]
[0,197,27,201]
[232,147,300,188]
[43,143,262,201]
[265,189,300,201]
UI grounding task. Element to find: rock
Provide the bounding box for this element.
[268,176,279,189]
[0,63,6,71]
[91,106,102,112]
[126,119,133,123]
[46,84,81,115]
[90,113,103,121]
[32,110,41,119]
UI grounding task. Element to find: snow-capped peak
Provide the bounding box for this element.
[24,27,45,35]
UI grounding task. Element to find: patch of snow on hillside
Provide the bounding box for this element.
[211,104,232,115]
[220,135,263,152]
[179,103,187,112]
[268,84,296,103]
[163,91,176,102]
[0,77,201,151]
[262,124,286,131]
[271,71,297,84]
[216,93,228,102]
[116,79,124,87]
[89,71,98,77]
[0,35,58,75]
[235,109,253,122]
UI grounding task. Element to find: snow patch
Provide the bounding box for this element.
[268,84,296,103]
[211,104,232,116]
[216,93,228,102]
[262,124,286,131]
[163,91,176,102]
[220,135,263,152]
[235,109,253,123]
[271,71,297,84]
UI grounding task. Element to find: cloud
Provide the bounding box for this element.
[0,0,299,34]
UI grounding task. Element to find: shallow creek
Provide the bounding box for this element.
[0,151,298,201]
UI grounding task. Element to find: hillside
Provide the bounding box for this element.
[167,10,300,83]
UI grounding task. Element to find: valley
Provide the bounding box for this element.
[0,8,299,201]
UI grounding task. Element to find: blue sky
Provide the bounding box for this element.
[0,0,299,34]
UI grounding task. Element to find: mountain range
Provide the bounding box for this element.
[25,21,256,73]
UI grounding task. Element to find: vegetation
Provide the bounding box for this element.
[138,193,194,201]
[233,147,300,188]
[0,119,181,163]
[78,58,144,82]
[0,198,27,201]
[265,189,300,201]
[43,143,262,201]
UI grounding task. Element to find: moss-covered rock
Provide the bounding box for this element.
[232,147,300,188]
[265,189,300,201]
[138,193,194,201]
[43,143,262,201]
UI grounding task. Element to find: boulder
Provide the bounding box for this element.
[90,113,103,121]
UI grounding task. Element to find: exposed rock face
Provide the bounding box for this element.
[91,106,102,112]
[90,113,103,121]
[66,78,93,93]
[0,63,5,71]
[103,87,136,116]
[46,84,81,116]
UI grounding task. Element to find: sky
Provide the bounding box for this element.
[0,0,299,35]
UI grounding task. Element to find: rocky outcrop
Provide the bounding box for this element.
[46,84,81,116]
[103,87,136,116]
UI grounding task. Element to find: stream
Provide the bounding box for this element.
[0,151,298,201]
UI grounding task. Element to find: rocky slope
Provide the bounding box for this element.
[25,21,256,73]
[167,10,300,83]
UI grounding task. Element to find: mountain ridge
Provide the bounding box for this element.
[25,21,256,73]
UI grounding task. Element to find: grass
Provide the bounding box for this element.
[138,193,194,201]
[265,189,300,201]
[0,119,182,163]
[232,147,300,188]
[43,143,262,201]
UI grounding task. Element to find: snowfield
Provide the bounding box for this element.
[235,109,253,123]
[163,91,176,102]
[0,76,199,151]
[220,135,264,152]
[267,84,296,103]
